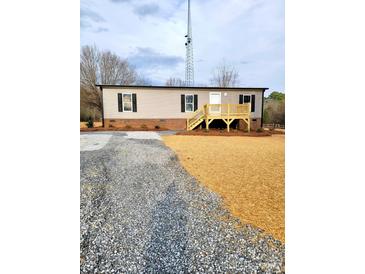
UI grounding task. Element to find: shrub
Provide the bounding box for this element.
[155,125,160,129]
[80,107,101,122]
[263,109,270,124]
[87,116,94,128]
[80,109,92,122]
[141,124,148,129]
[125,125,132,129]
[256,127,264,133]
[243,128,249,133]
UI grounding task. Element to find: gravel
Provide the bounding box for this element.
[125,131,162,140]
[80,134,113,151]
[80,132,285,273]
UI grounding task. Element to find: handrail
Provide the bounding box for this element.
[188,107,205,124]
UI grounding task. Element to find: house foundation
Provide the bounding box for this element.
[104,119,187,130]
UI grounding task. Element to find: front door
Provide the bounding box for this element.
[209,92,221,113]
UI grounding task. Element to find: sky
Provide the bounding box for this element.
[80,0,284,92]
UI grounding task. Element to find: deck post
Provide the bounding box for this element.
[248,103,251,132]
[227,104,230,132]
[205,104,209,131]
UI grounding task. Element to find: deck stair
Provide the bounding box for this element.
[186,107,205,130]
[187,103,251,132]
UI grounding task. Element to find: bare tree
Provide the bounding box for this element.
[165,77,185,86]
[99,51,136,85]
[210,61,239,87]
[80,45,137,113]
[135,74,152,85]
[80,45,102,113]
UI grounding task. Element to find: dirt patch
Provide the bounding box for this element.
[162,135,285,242]
[177,129,271,137]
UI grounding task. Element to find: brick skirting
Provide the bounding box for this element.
[104,118,262,131]
[104,119,187,130]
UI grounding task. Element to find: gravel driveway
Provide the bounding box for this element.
[80,132,285,273]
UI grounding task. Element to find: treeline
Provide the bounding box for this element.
[263,92,285,125]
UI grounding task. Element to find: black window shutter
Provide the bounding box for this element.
[181,94,185,112]
[239,94,243,104]
[251,95,255,112]
[194,94,198,111]
[118,93,123,112]
[132,93,137,112]
[244,95,251,103]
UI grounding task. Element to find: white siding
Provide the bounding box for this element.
[102,87,264,119]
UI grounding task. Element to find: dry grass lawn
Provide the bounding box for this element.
[162,135,285,242]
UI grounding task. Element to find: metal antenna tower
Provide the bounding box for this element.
[185,0,194,86]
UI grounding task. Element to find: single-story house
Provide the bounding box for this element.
[96,85,268,131]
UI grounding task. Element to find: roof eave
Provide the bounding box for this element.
[95,84,269,90]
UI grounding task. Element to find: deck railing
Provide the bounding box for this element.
[205,104,250,117]
[187,103,251,130]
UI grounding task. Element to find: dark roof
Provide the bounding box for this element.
[96,84,268,91]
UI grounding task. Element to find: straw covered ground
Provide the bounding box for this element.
[162,135,285,242]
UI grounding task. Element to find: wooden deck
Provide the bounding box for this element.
[187,104,251,132]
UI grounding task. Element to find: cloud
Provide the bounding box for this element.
[109,0,181,20]
[128,47,184,69]
[133,3,160,18]
[110,0,132,3]
[174,0,186,7]
[81,0,284,90]
[94,27,109,33]
[80,8,105,23]
[110,0,183,7]
[80,20,92,30]
[80,7,108,32]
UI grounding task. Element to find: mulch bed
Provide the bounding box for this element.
[176,129,272,137]
[80,127,284,136]
[270,129,285,135]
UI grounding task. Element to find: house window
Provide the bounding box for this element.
[243,95,251,103]
[123,93,132,112]
[240,94,255,112]
[185,94,194,112]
